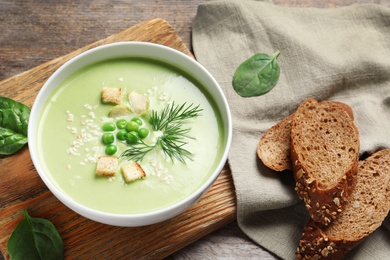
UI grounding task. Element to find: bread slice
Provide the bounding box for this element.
[296,149,390,259]
[291,98,360,226]
[257,101,354,172]
[257,114,293,171]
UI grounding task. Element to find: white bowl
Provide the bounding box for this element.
[28,42,232,226]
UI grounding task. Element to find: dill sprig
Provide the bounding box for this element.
[121,140,156,162]
[158,124,194,163]
[149,102,202,131]
[121,102,202,163]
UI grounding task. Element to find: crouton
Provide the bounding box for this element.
[96,156,118,177]
[121,162,146,182]
[102,87,122,105]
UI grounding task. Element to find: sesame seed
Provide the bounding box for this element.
[83,104,95,110]
[66,111,74,122]
[321,248,329,257]
[89,111,96,119]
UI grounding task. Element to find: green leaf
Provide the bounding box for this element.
[0,127,28,155]
[7,210,64,260]
[0,96,30,155]
[232,50,281,97]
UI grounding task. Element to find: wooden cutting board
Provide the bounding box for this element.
[0,18,236,259]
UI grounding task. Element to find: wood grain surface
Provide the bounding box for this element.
[1,1,388,259]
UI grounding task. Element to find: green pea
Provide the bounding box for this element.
[125,121,139,132]
[131,117,143,126]
[126,131,140,144]
[102,132,115,145]
[116,129,127,141]
[105,144,118,155]
[116,119,127,129]
[137,128,149,139]
[102,122,116,131]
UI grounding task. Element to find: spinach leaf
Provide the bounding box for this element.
[232,50,281,97]
[0,127,28,155]
[0,96,30,155]
[7,210,64,260]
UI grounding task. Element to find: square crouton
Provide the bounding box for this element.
[101,87,122,105]
[96,156,118,177]
[121,162,146,183]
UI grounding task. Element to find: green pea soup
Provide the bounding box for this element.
[37,57,225,214]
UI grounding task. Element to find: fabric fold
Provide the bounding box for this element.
[192,1,390,259]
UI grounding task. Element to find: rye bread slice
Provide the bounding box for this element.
[291,98,360,226]
[257,114,294,171]
[257,102,353,172]
[296,149,390,259]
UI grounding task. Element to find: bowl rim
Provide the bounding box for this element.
[29,41,232,226]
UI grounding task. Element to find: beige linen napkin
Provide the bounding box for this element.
[192,1,390,259]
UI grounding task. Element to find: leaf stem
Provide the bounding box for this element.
[272,50,281,60]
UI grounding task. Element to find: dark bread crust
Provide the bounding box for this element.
[296,220,359,259]
[291,98,359,226]
[291,152,357,226]
[296,149,390,259]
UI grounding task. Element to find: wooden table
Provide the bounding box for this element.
[0,1,387,259]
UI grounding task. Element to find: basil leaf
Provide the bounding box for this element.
[0,96,30,154]
[232,50,281,97]
[7,210,64,260]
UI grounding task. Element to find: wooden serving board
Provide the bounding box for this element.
[0,18,236,259]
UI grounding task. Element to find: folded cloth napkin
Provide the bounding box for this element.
[192,1,390,259]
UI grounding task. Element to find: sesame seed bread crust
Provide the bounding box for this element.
[257,114,294,171]
[296,220,357,259]
[296,149,390,259]
[291,98,360,226]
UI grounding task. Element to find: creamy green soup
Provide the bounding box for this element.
[37,58,224,214]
